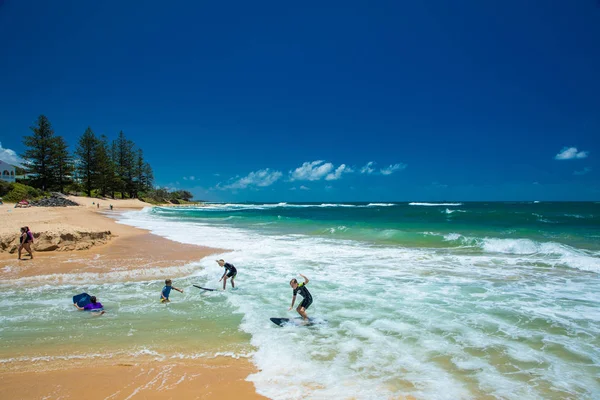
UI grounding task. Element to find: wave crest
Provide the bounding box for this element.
[443,233,600,272]
[410,202,463,206]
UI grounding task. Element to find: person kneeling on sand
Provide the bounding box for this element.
[217,259,237,290]
[289,274,312,321]
[161,279,183,303]
[18,226,34,260]
[74,296,106,315]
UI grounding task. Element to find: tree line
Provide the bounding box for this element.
[21,115,154,198]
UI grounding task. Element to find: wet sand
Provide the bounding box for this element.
[1,358,266,400]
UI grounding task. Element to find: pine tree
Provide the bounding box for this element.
[115,132,135,198]
[50,136,73,193]
[125,139,136,197]
[75,127,99,196]
[135,148,145,198]
[95,135,114,197]
[21,115,57,191]
[143,162,154,192]
[110,140,122,198]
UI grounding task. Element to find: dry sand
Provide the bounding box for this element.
[0,196,265,399]
[0,195,225,276]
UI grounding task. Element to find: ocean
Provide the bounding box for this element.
[2,202,600,399]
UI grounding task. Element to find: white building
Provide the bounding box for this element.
[0,160,16,183]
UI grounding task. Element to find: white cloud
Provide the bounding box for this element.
[0,142,24,167]
[380,163,406,175]
[574,167,591,176]
[221,168,282,189]
[182,176,195,181]
[360,161,375,174]
[359,161,406,175]
[325,164,353,181]
[555,147,589,160]
[300,185,310,190]
[289,160,334,181]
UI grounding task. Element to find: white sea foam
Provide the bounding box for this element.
[444,208,466,214]
[110,210,600,399]
[443,233,463,241]
[326,226,349,234]
[564,214,587,219]
[167,202,397,212]
[2,261,203,286]
[532,213,556,223]
[0,350,251,365]
[409,202,463,206]
[189,202,361,210]
[441,234,600,272]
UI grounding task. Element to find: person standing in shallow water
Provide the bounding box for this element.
[217,259,237,290]
[161,279,183,303]
[289,274,312,321]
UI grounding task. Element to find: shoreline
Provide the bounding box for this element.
[0,197,265,399]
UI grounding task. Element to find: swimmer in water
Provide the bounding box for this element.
[74,295,106,315]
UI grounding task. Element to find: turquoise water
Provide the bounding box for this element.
[2,202,600,399]
[150,201,600,252]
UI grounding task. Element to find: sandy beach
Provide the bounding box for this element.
[0,196,265,399]
[2,359,265,400]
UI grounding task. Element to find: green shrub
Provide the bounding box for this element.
[4,183,29,202]
[64,182,82,195]
[139,196,162,205]
[0,180,11,197]
[3,183,44,203]
[26,185,42,198]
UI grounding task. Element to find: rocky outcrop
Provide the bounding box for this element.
[0,230,112,253]
[30,193,80,207]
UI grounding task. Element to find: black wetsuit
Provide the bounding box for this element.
[223,262,237,278]
[293,282,313,309]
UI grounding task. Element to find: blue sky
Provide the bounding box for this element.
[0,0,598,201]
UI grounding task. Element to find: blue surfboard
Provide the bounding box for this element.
[73,293,91,307]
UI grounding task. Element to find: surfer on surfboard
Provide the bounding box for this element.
[217,259,237,290]
[289,274,312,321]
